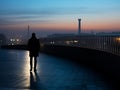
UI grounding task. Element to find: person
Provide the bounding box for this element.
[28,33,40,71]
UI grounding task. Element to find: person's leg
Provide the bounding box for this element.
[34,57,37,71]
[30,57,33,71]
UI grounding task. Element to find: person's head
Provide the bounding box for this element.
[32,33,36,37]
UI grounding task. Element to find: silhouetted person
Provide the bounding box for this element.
[28,33,40,71]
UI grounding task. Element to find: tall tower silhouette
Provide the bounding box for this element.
[28,25,30,39]
[78,19,81,35]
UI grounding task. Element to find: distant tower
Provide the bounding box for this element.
[78,19,81,35]
[28,25,30,39]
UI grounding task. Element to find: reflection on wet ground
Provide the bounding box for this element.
[0,49,113,90]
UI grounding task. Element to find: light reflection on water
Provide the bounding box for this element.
[22,51,38,89]
[19,50,31,88]
[22,51,30,74]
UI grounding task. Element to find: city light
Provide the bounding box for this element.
[115,37,120,42]
[50,41,55,44]
[9,38,21,45]
[74,40,78,43]
[66,41,73,45]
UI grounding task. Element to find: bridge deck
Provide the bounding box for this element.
[0,49,113,90]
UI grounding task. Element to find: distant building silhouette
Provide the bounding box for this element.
[28,25,30,39]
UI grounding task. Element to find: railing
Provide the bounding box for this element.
[40,34,120,56]
[77,35,120,56]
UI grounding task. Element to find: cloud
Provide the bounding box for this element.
[0,8,59,26]
[0,6,119,26]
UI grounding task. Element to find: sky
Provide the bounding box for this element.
[0,0,120,37]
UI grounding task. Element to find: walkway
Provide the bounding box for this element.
[0,49,113,90]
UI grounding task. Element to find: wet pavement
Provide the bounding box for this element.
[0,49,113,90]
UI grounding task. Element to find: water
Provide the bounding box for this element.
[0,49,113,90]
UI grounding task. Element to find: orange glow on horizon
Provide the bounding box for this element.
[30,21,77,31]
[82,20,120,31]
[0,20,120,32]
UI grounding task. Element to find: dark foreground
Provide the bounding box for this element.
[0,49,114,90]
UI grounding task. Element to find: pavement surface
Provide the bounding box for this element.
[0,49,114,90]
